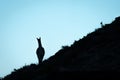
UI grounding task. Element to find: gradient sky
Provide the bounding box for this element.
[0,0,120,77]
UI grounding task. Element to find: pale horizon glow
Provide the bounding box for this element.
[0,0,120,77]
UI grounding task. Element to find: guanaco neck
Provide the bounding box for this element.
[37,39,42,47]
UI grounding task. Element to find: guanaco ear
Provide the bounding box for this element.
[36,38,39,40]
[39,37,41,40]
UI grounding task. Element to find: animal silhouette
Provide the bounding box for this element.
[100,22,104,27]
[36,37,45,64]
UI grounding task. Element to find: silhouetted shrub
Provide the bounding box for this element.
[0,78,2,80]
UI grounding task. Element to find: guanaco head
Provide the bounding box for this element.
[37,37,42,47]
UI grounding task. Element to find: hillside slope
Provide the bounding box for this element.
[3,16,120,80]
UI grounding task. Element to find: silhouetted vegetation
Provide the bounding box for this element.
[0,78,2,80]
[2,16,120,80]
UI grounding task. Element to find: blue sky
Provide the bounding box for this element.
[0,0,120,77]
